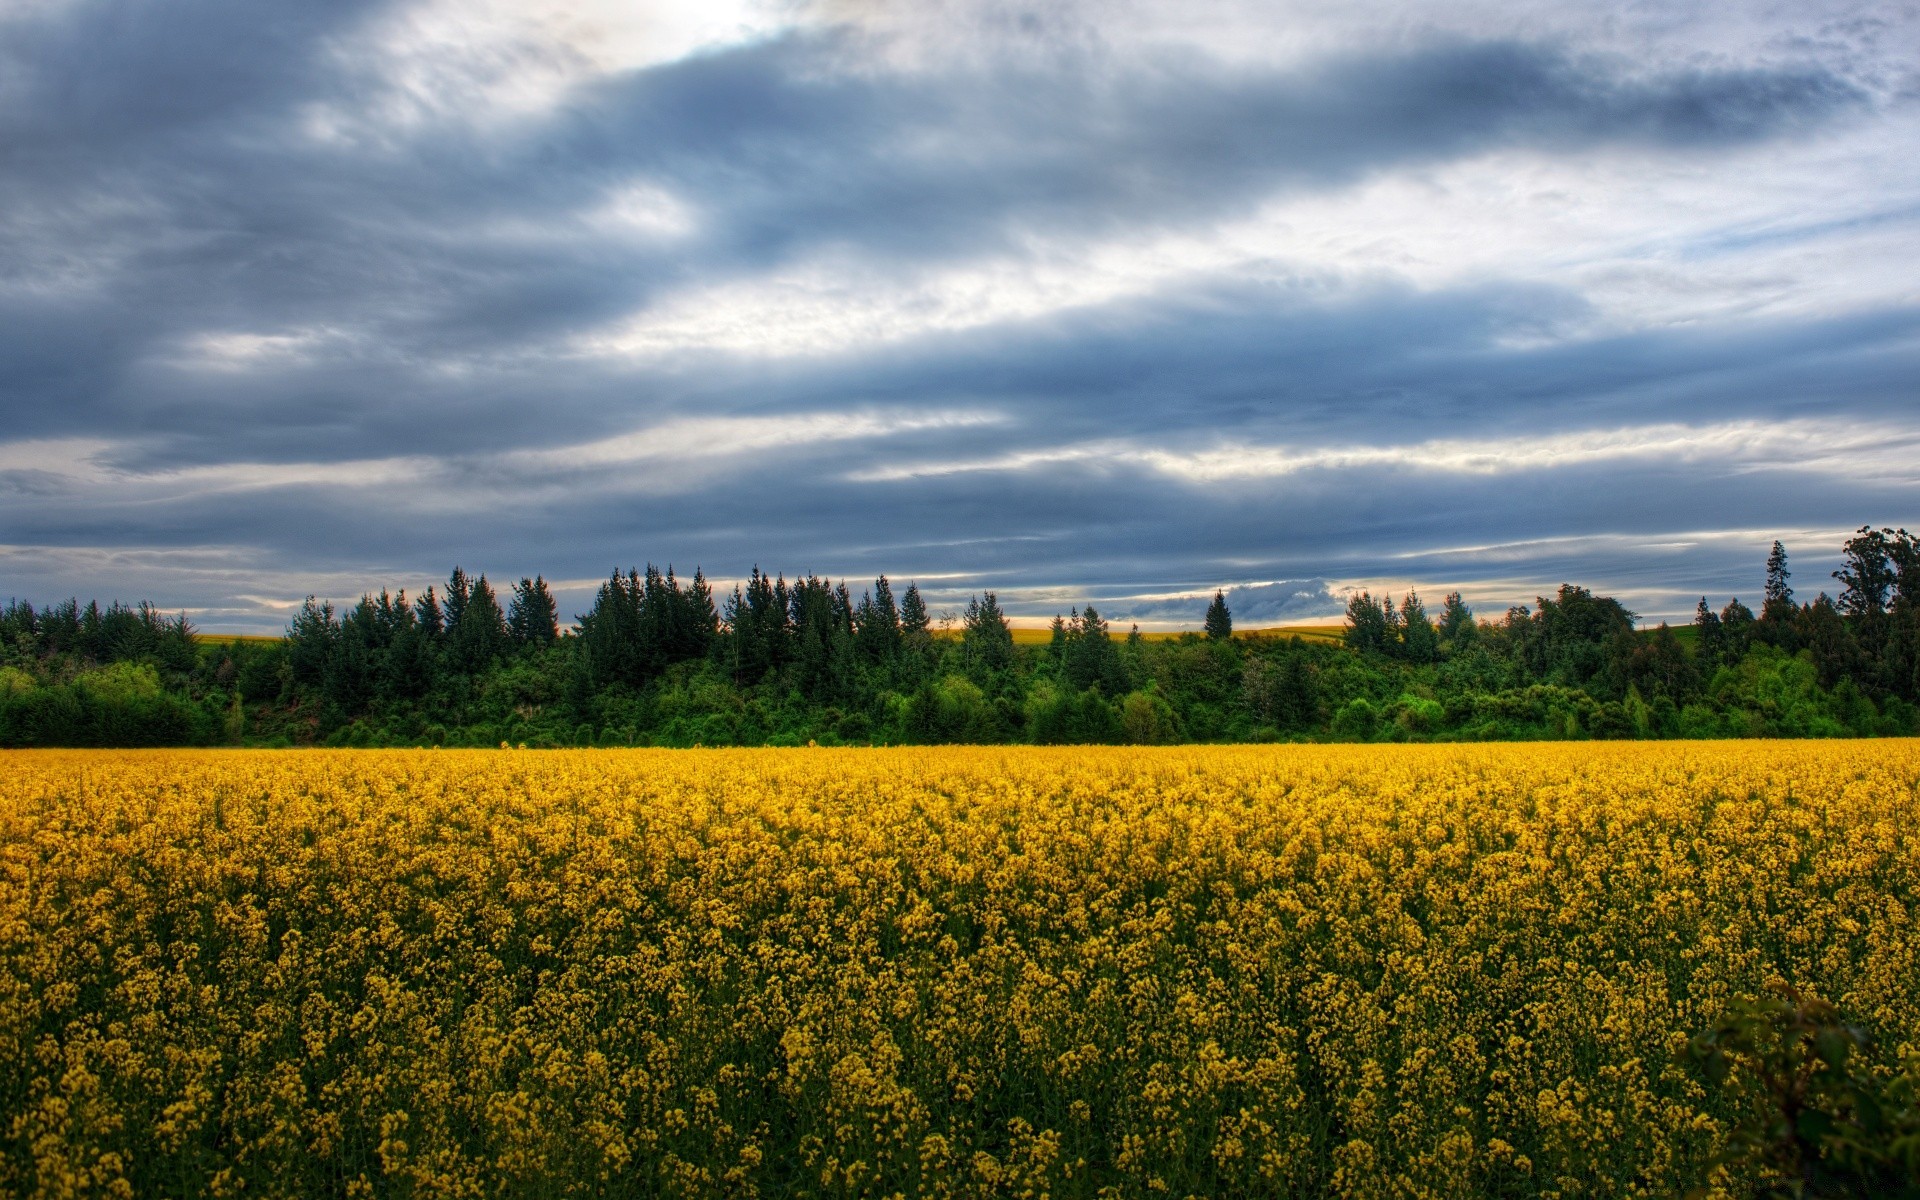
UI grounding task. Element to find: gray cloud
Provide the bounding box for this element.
[0,0,1914,630]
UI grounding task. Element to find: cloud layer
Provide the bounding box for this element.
[2,0,1916,630]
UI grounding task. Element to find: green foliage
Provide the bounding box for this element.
[9,526,1920,747]
[1119,688,1180,743]
[906,675,1009,743]
[1685,985,1920,1199]
[1203,589,1232,640]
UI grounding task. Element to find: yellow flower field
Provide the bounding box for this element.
[2,744,1916,1198]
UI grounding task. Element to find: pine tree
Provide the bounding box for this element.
[1719,598,1755,663]
[729,568,787,684]
[962,592,1014,675]
[285,597,338,690]
[855,575,903,665]
[894,582,932,685]
[1802,593,1857,689]
[451,574,509,671]
[443,567,472,633]
[1765,541,1793,607]
[1400,591,1438,663]
[1344,591,1388,653]
[683,569,719,658]
[508,576,559,645]
[899,584,930,646]
[1438,592,1476,646]
[413,586,444,640]
[1695,597,1724,665]
[1064,604,1128,696]
[1204,590,1232,640]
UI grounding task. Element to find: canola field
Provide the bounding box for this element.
[3,744,1917,1199]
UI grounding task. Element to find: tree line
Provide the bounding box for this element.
[3,526,1916,747]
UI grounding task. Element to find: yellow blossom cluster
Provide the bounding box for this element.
[2,743,1916,1198]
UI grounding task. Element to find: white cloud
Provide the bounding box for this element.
[576,108,1920,364]
[502,409,1005,472]
[851,417,1920,484]
[302,0,791,139]
[0,408,1007,510]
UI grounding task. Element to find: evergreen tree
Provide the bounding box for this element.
[1764,540,1793,608]
[899,584,930,647]
[788,575,844,698]
[508,576,559,645]
[1438,592,1476,646]
[1695,598,1724,665]
[728,568,787,684]
[576,569,641,689]
[451,574,508,672]
[855,576,902,665]
[413,586,444,640]
[1719,598,1755,663]
[638,566,676,674]
[682,569,719,660]
[1344,591,1389,654]
[1757,542,1799,649]
[1062,605,1128,696]
[1802,593,1857,689]
[443,567,472,633]
[286,597,338,690]
[1204,590,1232,640]
[382,590,432,699]
[1400,591,1438,663]
[327,604,374,712]
[962,592,1014,677]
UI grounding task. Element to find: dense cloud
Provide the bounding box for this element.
[0,0,1916,630]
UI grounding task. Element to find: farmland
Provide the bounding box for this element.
[4,743,1918,1197]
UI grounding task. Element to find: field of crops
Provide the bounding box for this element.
[4,744,1917,1198]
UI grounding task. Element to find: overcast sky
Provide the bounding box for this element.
[2,0,1916,631]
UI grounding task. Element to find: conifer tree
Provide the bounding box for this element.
[1204,590,1232,640]
[413,586,444,640]
[899,584,930,646]
[508,576,559,645]
[1438,592,1476,646]
[962,592,1014,675]
[1758,541,1799,648]
[1765,541,1793,608]
[1055,606,1127,695]
[855,576,903,665]
[1400,591,1438,663]
[286,596,338,690]
[728,568,787,683]
[443,567,472,633]
[1344,591,1388,653]
[451,574,509,671]
[1695,597,1724,665]
[684,569,719,658]
[1719,597,1755,662]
